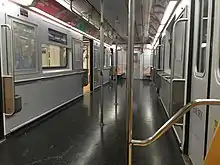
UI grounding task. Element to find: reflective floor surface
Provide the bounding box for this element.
[0,80,185,165]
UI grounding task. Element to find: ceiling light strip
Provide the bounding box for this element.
[151,0,178,49]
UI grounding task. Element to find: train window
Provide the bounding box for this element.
[94,46,100,68]
[196,0,208,74]
[72,39,83,69]
[104,49,110,68]
[42,44,67,68]
[13,21,37,71]
[74,40,82,62]
[168,38,172,69]
[83,46,89,69]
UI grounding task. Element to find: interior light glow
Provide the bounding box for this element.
[90,21,95,26]
[157,25,165,33]
[82,15,88,21]
[30,7,110,47]
[154,40,159,49]
[155,33,160,38]
[201,43,207,48]
[95,25,99,29]
[161,1,177,25]
[151,0,177,49]
[11,0,34,6]
[1,0,18,13]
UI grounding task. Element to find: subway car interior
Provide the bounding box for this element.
[0,0,219,164]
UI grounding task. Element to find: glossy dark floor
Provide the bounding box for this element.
[0,80,185,165]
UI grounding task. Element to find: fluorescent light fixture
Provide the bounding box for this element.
[95,25,99,29]
[154,40,159,49]
[82,15,88,21]
[146,44,152,49]
[161,1,177,25]
[155,33,160,38]
[90,21,95,26]
[157,25,165,33]
[201,43,207,48]
[11,0,34,6]
[1,1,19,13]
[151,1,177,49]
[110,45,116,49]
[30,7,110,47]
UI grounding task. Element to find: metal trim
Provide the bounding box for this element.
[184,0,196,153]
[171,79,185,82]
[1,24,15,116]
[15,71,85,84]
[204,0,216,158]
[103,68,111,70]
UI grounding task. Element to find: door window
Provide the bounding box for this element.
[196,0,208,74]
[72,39,83,69]
[13,21,37,71]
[94,46,100,68]
[104,49,111,68]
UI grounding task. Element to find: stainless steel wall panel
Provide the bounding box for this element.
[6,73,83,133]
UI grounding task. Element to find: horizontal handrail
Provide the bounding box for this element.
[131,99,220,147]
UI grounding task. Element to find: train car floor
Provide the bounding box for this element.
[0,80,185,165]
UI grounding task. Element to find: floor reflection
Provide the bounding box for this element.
[0,80,184,165]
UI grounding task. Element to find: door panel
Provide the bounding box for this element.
[208,0,220,155]
[174,12,187,79]
[0,3,6,137]
[188,0,213,164]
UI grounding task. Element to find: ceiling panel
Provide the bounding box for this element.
[53,0,176,43]
[148,0,170,42]
[85,0,172,43]
[86,0,128,40]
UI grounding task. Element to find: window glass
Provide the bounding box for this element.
[13,21,37,71]
[83,46,89,69]
[196,0,208,74]
[72,40,83,69]
[94,46,100,68]
[168,38,172,69]
[74,41,81,62]
[42,44,67,68]
[104,49,110,68]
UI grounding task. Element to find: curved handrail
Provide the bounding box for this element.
[131,99,220,147]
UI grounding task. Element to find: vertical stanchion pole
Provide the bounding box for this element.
[115,36,118,105]
[100,0,104,126]
[126,0,135,164]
